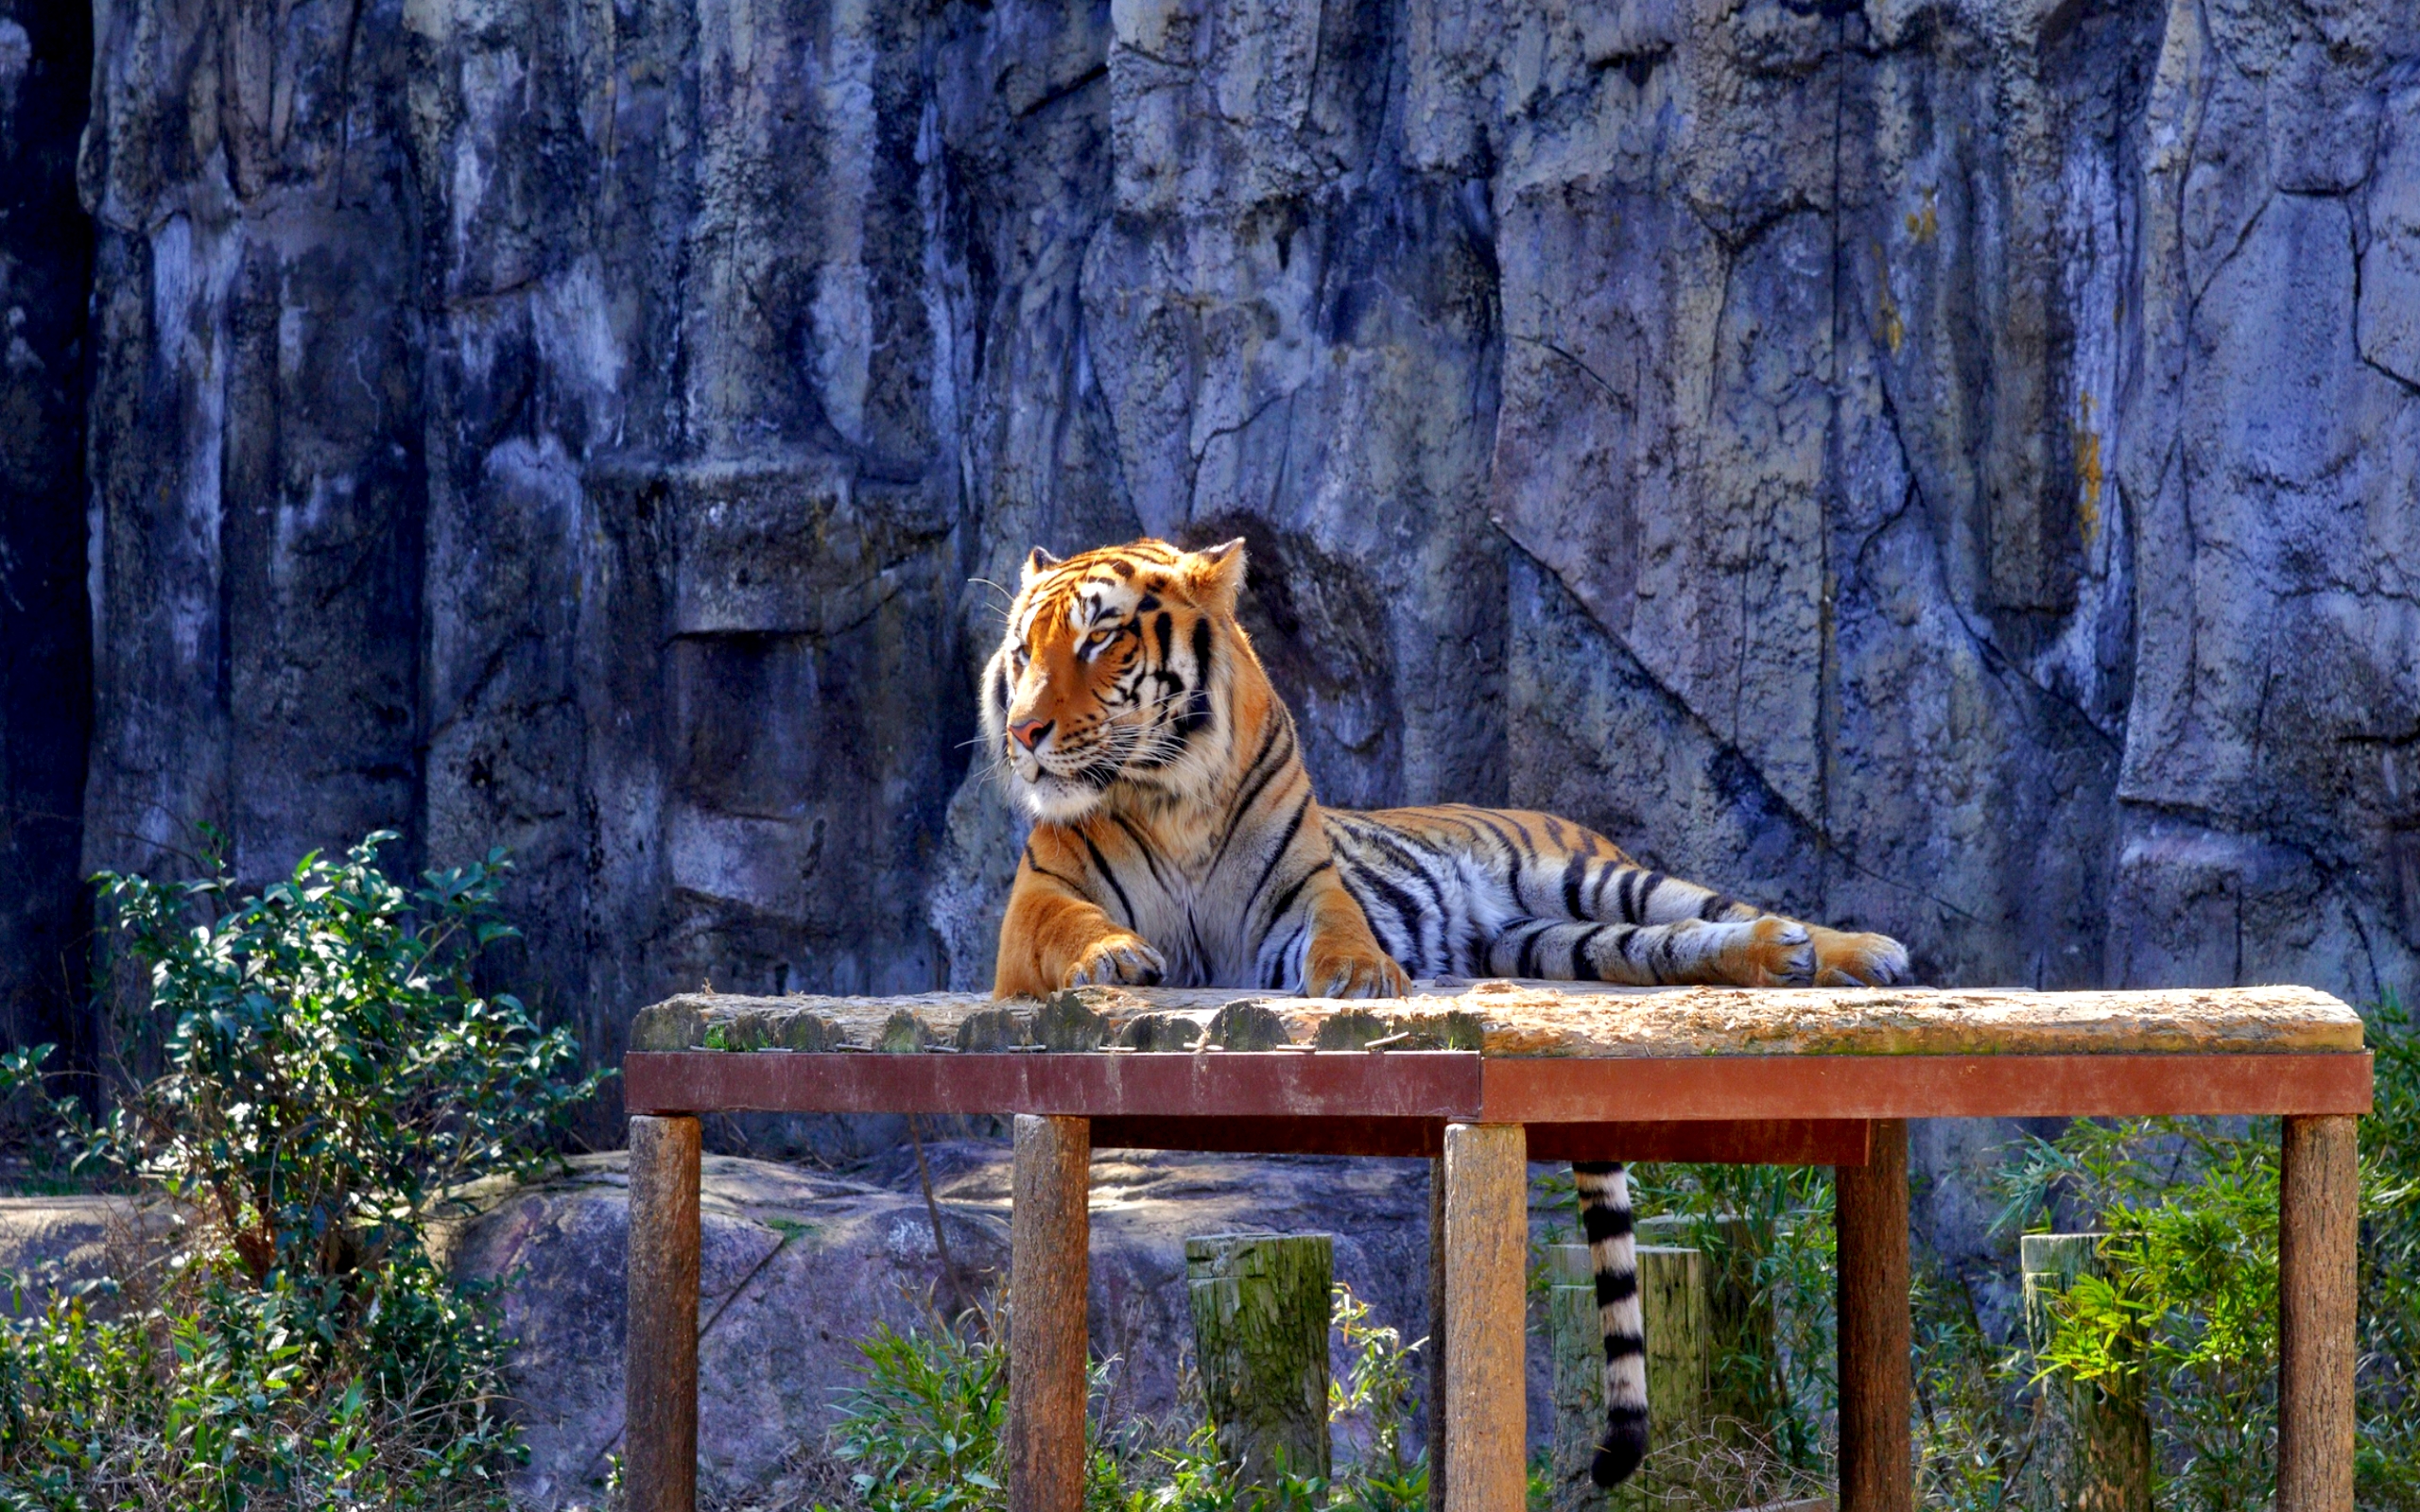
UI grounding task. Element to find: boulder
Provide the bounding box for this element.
[443,1142,1519,1508]
[0,1194,175,1313]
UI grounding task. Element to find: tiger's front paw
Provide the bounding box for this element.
[1809,927,1910,987]
[1063,933,1167,988]
[1303,938,1409,999]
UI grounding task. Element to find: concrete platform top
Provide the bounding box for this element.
[629,979,2363,1060]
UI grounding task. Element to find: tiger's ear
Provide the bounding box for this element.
[1184,538,1249,615]
[1020,546,1063,589]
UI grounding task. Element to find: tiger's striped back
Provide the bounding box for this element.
[1319,803,1910,987]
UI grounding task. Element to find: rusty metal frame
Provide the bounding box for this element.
[625,1048,2373,1130]
[1085,1115,1873,1164]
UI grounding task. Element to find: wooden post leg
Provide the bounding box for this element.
[1443,1123,1527,1512]
[1837,1119,1910,1512]
[627,1114,701,1512]
[2279,1114,2358,1512]
[1428,1152,1447,1512]
[1009,1114,1090,1512]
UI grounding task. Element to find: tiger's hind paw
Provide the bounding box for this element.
[1737,917,1816,986]
[1810,927,1911,987]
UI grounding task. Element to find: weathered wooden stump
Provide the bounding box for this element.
[2021,1233,2152,1512]
[1185,1232,1334,1485]
[1548,1240,1712,1511]
[1548,1241,1608,1512]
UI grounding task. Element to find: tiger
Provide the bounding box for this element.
[980,537,1911,1486]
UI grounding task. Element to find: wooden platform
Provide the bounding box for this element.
[617,981,2369,1512]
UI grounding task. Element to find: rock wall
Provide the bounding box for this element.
[9,0,2420,1145]
[0,0,94,1058]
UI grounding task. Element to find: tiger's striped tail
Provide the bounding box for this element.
[1573,1160,1649,1486]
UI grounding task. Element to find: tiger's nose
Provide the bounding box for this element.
[1010,717,1054,752]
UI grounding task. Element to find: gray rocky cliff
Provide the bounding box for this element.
[2,0,2415,1221]
[0,0,94,1061]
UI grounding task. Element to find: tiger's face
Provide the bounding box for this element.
[982,538,1247,823]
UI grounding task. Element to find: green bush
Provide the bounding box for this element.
[2356,993,2420,1510]
[0,832,607,1510]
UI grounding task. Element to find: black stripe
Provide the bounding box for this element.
[1209,720,1291,875]
[1594,1270,1639,1305]
[1260,859,1333,944]
[1616,868,1640,922]
[1028,857,1089,896]
[1326,816,1456,962]
[1589,860,1618,915]
[1561,853,1588,919]
[1111,815,1172,890]
[1514,920,1552,979]
[1080,831,1137,925]
[1600,1333,1646,1362]
[1331,840,1429,937]
[1570,924,1608,981]
[1243,794,1314,922]
[994,659,1012,714]
[1334,854,1420,965]
[1634,872,1666,919]
[1181,619,1215,732]
[1581,1204,1634,1244]
[1572,1160,1622,1176]
[1698,891,1737,921]
[1466,814,1535,914]
[1502,814,1540,854]
[1153,611,1173,661]
[1263,923,1306,988]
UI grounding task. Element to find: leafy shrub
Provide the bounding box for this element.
[0,832,607,1510]
[828,1305,1010,1512]
[60,832,601,1280]
[1323,1284,1424,1509]
[2356,992,2420,1510]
